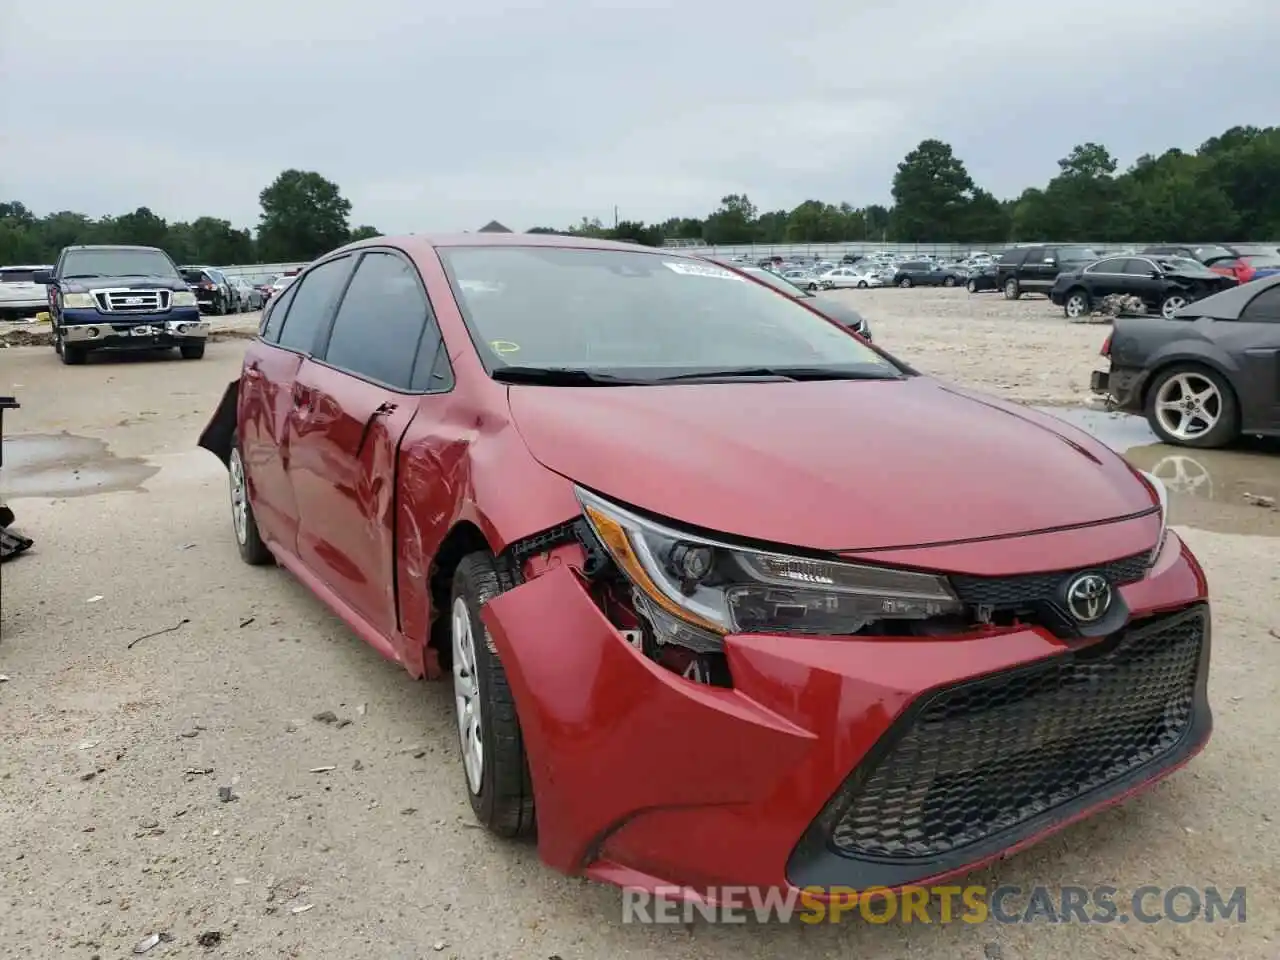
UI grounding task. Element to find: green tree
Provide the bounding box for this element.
[348,225,380,242]
[257,170,352,261]
[703,194,758,244]
[889,140,975,241]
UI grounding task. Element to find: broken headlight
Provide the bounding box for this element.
[576,487,962,644]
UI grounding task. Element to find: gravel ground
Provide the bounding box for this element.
[0,295,1276,959]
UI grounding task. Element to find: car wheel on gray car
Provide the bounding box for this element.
[1144,364,1237,449]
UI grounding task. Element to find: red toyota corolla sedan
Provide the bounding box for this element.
[199,233,1212,898]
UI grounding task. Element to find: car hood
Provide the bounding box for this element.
[59,275,189,294]
[507,376,1155,552]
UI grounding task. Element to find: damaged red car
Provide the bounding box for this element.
[199,234,1212,897]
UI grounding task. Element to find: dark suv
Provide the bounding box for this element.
[180,266,237,314]
[995,245,1100,300]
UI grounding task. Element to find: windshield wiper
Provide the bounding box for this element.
[62,273,104,279]
[490,366,649,386]
[654,366,899,383]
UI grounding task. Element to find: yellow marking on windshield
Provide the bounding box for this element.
[491,340,521,355]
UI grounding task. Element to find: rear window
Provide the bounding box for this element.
[1243,255,1280,268]
[1057,246,1098,262]
[181,270,207,284]
[0,269,37,283]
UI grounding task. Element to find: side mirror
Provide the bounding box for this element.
[1150,269,1161,279]
[32,270,53,285]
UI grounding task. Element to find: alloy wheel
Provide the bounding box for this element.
[1065,293,1088,318]
[1153,372,1221,441]
[1161,295,1188,319]
[229,449,249,545]
[452,596,484,794]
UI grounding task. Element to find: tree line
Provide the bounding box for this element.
[2,125,1276,266]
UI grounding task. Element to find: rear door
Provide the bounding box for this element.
[1022,246,1058,292]
[287,249,439,638]
[240,255,354,554]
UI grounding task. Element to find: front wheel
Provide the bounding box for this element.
[59,333,86,365]
[1064,290,1091,319]
[1144,364,1238,449]
[857,280,868,289]
[807,283,818,291]
[898,278,912,288]
[943,276,956,287]
[451,552,536,838]
[180,342,206,360]
[1160,293,1190,319]
[966,279,977,293]
[228,440,273,565]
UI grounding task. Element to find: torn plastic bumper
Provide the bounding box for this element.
[197,378,238,467]
[480,536,1211,894]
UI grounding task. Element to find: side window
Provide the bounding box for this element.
[261,281,298,341]
[1241,286,1280,322]
[409,323,455,392]
[1124,259,1155,275]
[998,249,1025,265]
[1089,258,1124,274]
[277,256,353,353]
[320,252,430,389]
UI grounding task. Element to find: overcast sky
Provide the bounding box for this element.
[2,0,1276,234]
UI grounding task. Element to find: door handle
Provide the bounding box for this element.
[356,402,398,457]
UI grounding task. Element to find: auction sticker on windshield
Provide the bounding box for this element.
[662,262,745,280]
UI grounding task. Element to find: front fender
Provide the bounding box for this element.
[198,378,239,467]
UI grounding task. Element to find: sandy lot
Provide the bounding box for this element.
[0,292,1277,959]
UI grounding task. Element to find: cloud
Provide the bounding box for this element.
[2,0,1277,234]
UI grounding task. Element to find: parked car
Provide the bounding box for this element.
[225,276,259,311]
[996,245,1100,299]
[733,264,872,339]
[1202,255,1257,286]
[779,269,821,291]
[1050,254,1237,320]
[268,275,296,298]
[966,262,999,293]
[198,232,1210,897]
[890,261,961,288]
[34,245,208,364]
[0,264,54,320]
[818,266,881,289]
[1141,244,1236,264]
[1091,273,1280,447]
[180,266,237,314]
[1238,254,1280,280]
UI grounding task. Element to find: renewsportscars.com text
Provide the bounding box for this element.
[622,884,1247,925]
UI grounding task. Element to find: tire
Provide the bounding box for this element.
[451,552,536,838]
[943,276,956,287]
[898,277,912,288]
[966,279,977,293]
[1063,289,1091,319]
[180,343,206,359]
[60,335,86,365]
[214,295,226,316]
[228,437,273,565]
[1160,293,1190,320]
[1004,278,1021,300]
[1144,363,1238,449]
[857,280,868,289]
[807,283,817,291]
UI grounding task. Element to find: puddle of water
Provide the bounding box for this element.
[1034,406,1280,537]
[1,433,158,499]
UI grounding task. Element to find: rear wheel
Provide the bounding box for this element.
[898,277,912,288]
[857,280,868,288]
[1144,364,1238,449]
[451,552,536,838]
[228,439,273,565]
[966,279,977,293]
[1004,278,1021,300]
[943,276,956,287]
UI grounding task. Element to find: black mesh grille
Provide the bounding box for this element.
[819,608,1204,861]
[949,552,1149,610]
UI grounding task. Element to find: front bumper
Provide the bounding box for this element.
[62,308,208,348]
[481,530,1211,896]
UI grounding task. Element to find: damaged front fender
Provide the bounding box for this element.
[198,378,239,467]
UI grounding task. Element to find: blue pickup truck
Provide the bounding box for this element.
[34,244,210,365]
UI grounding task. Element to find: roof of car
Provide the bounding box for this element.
[64,244,165,252]
[337,233,680,256]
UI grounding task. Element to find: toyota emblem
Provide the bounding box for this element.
[1065,573,1112,623]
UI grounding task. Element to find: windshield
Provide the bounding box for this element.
[440,246,898,378]
[1159,257,1213,274]
[742,267,809,298]
[61,248,179,279]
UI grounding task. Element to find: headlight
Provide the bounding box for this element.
[63,293,95,309]
[576,487,962,645]
[172,291,197,307]
[1137,470,1169,565]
